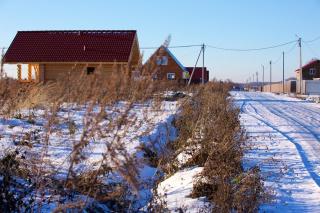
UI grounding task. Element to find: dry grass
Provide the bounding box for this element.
[0,59,268,212]
[171,82,269,212]
[0,58,182,212]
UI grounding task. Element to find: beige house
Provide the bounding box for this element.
[3,30,140,83]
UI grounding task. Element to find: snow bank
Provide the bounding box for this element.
[157,167,211,212]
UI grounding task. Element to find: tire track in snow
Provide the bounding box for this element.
[280,103,320,126]
[243,102,320,187]
[255,102,320,143]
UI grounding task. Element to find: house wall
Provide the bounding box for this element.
[129,36,140,71]
[187,68,209,84]
[41,63,128,82]
[156,56,184,81]
[145,48,185,82]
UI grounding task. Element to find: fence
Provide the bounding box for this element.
[262,80,296,93]
[296,80,320,95]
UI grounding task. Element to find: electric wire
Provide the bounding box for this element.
[304,36,320,43]
[142,39,299,51]
[206,40,297,52]
[141,44,202,49]
[272,42,298,65]
[302,40,319,58]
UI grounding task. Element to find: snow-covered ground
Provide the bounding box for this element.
[232,91,320,212]
[157,167,211,212]
[0,100,179,210]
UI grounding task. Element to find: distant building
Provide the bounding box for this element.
[185,67,209,84]
[143,45,189,83]
[144,46,209,84]
[295,59,320,95]
[295,59,320,80]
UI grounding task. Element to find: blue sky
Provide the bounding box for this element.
[1,0,320,82]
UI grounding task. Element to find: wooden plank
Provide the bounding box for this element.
[17,64,22,81]
[28,64,32,81]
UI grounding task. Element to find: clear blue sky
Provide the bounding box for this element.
[1,0,320,82]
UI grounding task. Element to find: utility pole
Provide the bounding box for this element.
[282,51,285,93]
[202,43,205,84]
[298,38,302,94]
[256,71,259,90]
[269,61,272,92]
[251,74,254,91]
[262,65,265,92]
[188,47,203,86]
[246,79,248,91]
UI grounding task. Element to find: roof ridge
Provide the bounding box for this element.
[4,30,138,63]
[18,30,137,33]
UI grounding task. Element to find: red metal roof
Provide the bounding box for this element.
[302,59,320,69]
[4,30,137,63]
[295,59,320,71]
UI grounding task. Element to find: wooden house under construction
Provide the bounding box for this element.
[3,30,140,83]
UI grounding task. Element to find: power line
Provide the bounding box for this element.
[206,40,297,52]
[304,36,320,43]
[302,40,319,58]
[141,44,201,49]
[142,39,299,51]
[272,42,297,65]
[272,54,283,65]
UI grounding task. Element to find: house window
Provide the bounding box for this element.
[167,73,175,80]
[156,56,168,66]
[86,67,95,75]
[309,68,316,75]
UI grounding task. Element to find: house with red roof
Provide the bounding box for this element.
[295,59,320,95]
[143,45,189,83]
[295,59,320,81]
[143,45,209,84]
[185,67,209,84]
[3,30,140,83]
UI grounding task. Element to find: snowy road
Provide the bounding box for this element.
[232,92,320,212]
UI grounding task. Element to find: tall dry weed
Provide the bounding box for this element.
[0,56,182,212]
[172,82,268,212]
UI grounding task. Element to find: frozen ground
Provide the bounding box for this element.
[0,100,179,210]
[232,91,320,212]
[157,167,211,212]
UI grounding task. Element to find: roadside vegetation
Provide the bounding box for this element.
[153,82,270,212]
[0,61,180,211]
[190,83,268,212]
[0,64,268,212]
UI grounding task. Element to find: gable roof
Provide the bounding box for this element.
[295,59,320,72]
[302,59,320,69]
[163,47,188,73]
[4,30,137,63]
[144,45,188,73]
